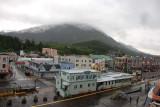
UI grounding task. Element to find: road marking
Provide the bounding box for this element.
[32,84,131,107]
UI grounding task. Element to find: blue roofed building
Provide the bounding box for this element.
[59,62,74,70]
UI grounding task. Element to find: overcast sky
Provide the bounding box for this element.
[0,0,160,55]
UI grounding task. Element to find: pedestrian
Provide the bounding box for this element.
[129,97,132,103]
[136,96,139,104]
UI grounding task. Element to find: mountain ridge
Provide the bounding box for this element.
[0,23,152,56]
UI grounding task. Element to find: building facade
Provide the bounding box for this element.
[59,55,92,69]
[56,69,100,97]
[42,48,58,56]
[23,61,60,79]
[0,54,11,79]
[90,54,114,68]
[59,62,74,70]
[56,69,133,97]
[114,56,132,70]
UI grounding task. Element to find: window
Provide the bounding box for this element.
[78,76,81,79]
[72,76,74,80]
[3,58,6,62]
[85,60,86,62]
[2,64,6,68]
[76,64,79,66]
[106,82,107,85]
[153,85,159,94]
[67,76,69,79]
[86,75,88,79]
[92,83,95,86]
[82,60,83,62]
[81,64,86,67]
[76,60,79,62]
[89,60,91,62]
[80,84,83,88]
[88,83,90,87]
[112,81,113,84]
[74,85,77,89]
[57,81,59,84]
[76,76,78,80]
[93,74,97,79]
[109,81,110,85]
[89,64,91,66]
[81,75,84,79]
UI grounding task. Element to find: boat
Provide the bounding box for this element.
[144,83,160,107]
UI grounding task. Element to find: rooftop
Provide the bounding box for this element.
[62,68,100,74]
[97,72,133,82]
[90,54,112,60]
[0,53,9,55]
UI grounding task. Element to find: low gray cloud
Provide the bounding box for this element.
[0,0,160,55]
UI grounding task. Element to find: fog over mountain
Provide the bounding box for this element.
[0,23,151,56]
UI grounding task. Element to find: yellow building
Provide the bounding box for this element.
[92,64,100,71]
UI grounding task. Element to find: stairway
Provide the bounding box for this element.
[110,91,120,100]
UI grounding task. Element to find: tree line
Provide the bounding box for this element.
[0,35,46,53]
[0,34,115,55]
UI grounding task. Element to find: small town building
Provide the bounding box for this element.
[90,54,114,68]
[5,52,17,62]
[92,64,100,71]
[26,61,60,78]
[0,53,12,79]
[56,69,133,97]
[58,55,92,69]
[97,72,133,90]
[114,56,132,71]
[56,69,100,97]
[59,62,74,70]
[42,48,58,56]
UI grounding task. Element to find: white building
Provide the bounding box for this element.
[56,68,133,97]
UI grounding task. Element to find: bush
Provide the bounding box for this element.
[43,96,47,102]
[22,97,26,104]
[33,95,38,103]
[53,95,58,101]
[7,99,12,106]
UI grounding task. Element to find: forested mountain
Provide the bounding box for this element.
[0,24,151,56]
